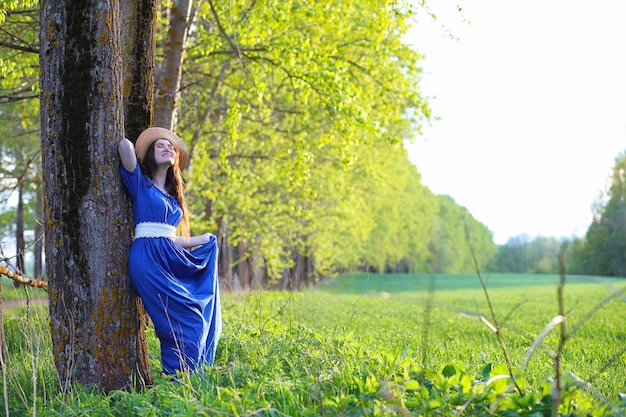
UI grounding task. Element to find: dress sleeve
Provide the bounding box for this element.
[119,164,143,202]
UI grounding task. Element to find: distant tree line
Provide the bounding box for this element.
[488,151,626,277]
[486,235,565,274]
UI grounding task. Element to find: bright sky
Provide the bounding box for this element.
[405,0,626,244]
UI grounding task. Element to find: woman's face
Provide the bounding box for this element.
[153,139,176,167]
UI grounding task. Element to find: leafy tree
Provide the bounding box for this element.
[566,236,591,275]
[487,235,562,274]
[176,0,436,282]
[429,195,496,273]
[0,1,39,104]
[571,152,626,277]
[355,149,437,273]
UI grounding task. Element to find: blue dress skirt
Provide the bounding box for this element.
[120,164,221,375]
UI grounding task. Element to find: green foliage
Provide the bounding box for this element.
[430,195,497,273]
[0,2,39,100]
[488,235,565,274]
[174,0,476,279]
[3,274,625,416]
[567,151,626,277]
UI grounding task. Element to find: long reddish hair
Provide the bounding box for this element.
[140,141,190,237]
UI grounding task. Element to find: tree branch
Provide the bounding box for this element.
[0,265,47,289]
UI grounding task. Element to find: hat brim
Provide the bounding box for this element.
[135,127,189,169]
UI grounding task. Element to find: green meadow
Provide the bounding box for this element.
[2,273,625,416]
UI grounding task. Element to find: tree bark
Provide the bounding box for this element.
[236,239,250,290]
[293,250,307,290]
[216,216,232,290]
[40,0,151,391]
[121,0,157,140]
[34,180,44,280]
[153,0,194,129]
[15,177,25,282]
[0,276,4,370]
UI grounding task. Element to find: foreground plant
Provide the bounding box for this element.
[465,222,626,417]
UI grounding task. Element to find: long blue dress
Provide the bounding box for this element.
[120,164,221,375]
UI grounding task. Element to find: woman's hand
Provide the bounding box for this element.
[196,233,214,245]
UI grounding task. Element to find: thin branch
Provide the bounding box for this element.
[0,265,47,289]
[551,250,569,417]
[0,93,39,103]
[464,215,523,394]
[0,40,38,54]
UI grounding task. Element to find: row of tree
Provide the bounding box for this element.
[487,235,567,274]
[1,0,497,288]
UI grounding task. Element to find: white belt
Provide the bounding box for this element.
[134,222,176,239]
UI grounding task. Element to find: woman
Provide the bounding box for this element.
[118,127,221,375]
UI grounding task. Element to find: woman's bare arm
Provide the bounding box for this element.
[118,138,137,172]
[175,233,214,249]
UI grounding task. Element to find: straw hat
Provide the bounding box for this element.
[135,127,189,169]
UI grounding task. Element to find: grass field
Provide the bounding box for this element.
[1,273,625,416]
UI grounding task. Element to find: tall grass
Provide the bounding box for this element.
[1,273,625,416]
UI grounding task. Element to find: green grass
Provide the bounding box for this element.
[1,273,625,416]
[1,276,48,301]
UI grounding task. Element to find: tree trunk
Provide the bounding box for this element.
[119,0,159,383]
[289,254,300,291]
[121,0,157,139]
[14,177,25,286]
[40,0,151,391]
[305,254,314,286]
[0,280,5,371]
[216,216,232,290]
[34,180,44,280]
[261,259,269,289]
[235,239,250,290]
[153,0,195,129]
[293,250,307,290]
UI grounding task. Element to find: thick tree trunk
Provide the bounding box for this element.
[40,0,150,391]
[121,0,157,140]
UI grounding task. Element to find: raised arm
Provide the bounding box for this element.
[118,137,138,172]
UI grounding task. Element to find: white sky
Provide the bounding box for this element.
[405,0,626,244]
